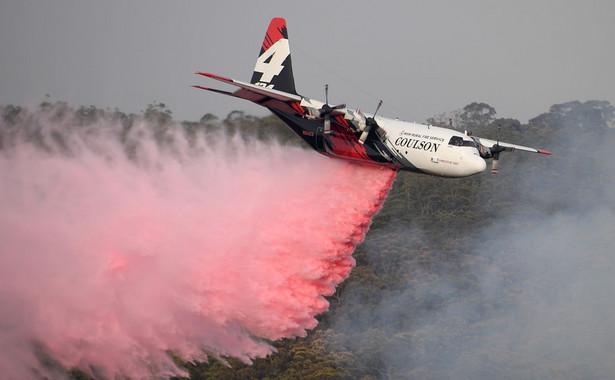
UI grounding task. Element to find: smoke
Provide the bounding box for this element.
[376,208,615,379]
[329,121,615,378]
[0,105,396,379]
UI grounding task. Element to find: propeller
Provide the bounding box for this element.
[490,125,505,174]
[319,84,346,134]
[358,100,383,144]
[491,147,502,174]
[471,125,509,174]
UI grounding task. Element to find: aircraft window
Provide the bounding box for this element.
[448,136,476,147]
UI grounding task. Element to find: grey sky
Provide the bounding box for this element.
[1,1,614,123]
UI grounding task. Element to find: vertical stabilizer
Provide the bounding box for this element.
[250,18,297,95]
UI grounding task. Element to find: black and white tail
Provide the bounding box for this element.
[249,18,297,95]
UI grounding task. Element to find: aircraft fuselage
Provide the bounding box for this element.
[271,108,486,177]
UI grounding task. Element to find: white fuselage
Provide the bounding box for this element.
[377,117,487,177]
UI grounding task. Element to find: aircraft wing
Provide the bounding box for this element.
[471,136,552,155]
[193,72,303,113]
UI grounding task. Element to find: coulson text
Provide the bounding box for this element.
[394,137,441,152]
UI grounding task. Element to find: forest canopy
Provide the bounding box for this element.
[1,99,614,379]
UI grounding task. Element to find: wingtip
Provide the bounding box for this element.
[538,149,552,155]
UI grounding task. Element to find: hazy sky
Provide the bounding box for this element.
[1,1,614,123]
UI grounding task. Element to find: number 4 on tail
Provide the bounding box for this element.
[253,39,290,85]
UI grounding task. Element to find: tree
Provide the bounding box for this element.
[199,113,219,125]
[459,102,496,128]
[143,101,173,125]
[529,100,615,130]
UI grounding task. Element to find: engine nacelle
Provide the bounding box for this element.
[344,109,367,132]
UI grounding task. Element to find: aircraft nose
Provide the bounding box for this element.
[471,155,487,174]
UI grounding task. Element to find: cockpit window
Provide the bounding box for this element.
[448,136,476,147]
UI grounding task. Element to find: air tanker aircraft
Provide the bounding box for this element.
[194,18,551,177]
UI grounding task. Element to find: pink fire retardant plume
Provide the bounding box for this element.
[0,112,395,379]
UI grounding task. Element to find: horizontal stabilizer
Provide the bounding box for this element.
[195,72,301,102]
[191,85,234,97]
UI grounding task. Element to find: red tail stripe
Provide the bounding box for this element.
[262,18,287,51]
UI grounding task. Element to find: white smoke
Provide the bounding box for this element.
[328,120,615,379]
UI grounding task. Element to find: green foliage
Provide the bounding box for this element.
[0,101,305,157]
[143,101,173,125]
[459,102,496,128]
[530,100,615,130]
[173,338,342,380]
[2,99,612,379]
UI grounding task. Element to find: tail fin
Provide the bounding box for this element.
[250,18,297,95]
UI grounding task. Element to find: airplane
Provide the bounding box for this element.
[194,18,551,177]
